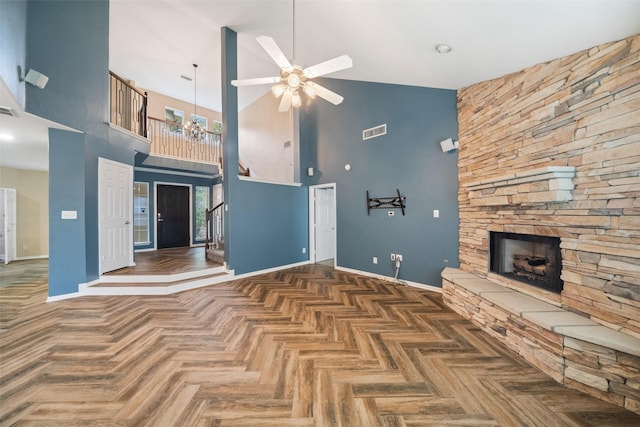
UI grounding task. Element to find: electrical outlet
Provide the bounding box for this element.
[373,256,378,264]
[302,247,306,254]
[433,209,440,218]
[390,254,396,261]
[22,244,28,252]
[396,254,403,262]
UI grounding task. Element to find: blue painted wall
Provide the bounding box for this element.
[300,78,459,287]
[222,27,309,275]
[48,129,86,294]
[0,0,27,106]
[133,169,216,250]
[230,180,308,273]
[25,0,149,296]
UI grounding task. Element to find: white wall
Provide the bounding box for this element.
[238,92,293,183]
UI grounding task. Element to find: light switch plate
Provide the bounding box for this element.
[61,210,77,219]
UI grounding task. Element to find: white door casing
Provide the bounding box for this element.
[99,158,133,274]
[1,188,17,264]
[309,184,336,264]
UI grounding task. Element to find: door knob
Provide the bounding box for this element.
[125,221,130,225]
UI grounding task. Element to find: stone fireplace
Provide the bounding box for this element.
[489,231,562,294]
[442,34,640,413]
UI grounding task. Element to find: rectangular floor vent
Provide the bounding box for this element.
[363,124,387,140]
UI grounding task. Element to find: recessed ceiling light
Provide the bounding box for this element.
[435,44,452,54]
[0,133,15,141]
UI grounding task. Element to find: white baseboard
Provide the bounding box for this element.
[46,292,82,302]
[78,278,102,290]
[15,255,49,261]
[232,260,311,280]
[334,265,442,293]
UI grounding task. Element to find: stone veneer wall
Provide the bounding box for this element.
[456,35,640,337]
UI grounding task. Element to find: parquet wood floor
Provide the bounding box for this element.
[107,247,221,276]
[2,261,639,426]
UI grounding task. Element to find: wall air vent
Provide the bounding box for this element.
[362,123,387,141]
[0,106,17,117]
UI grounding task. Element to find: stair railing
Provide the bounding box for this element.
[109,71,148,137]
[205,201,224,251]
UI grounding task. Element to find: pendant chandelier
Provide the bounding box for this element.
[184,63,207,141]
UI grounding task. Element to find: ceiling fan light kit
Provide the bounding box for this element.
[231,0,352,111]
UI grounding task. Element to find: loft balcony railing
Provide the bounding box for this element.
[109,72,222,167]
[147,117,222,166]
[109,71,147,138]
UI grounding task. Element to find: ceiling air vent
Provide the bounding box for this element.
[0,106,17,117]
[362,123,387,141]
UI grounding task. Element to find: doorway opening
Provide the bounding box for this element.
[156,184,191,249]
[309,183,336,266]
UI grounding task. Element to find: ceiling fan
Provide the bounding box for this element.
[231,35,352,112]
[232,0,352,111]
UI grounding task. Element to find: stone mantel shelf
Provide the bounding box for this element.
[466,166,576,206]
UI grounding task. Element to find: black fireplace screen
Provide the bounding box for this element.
[489,232,563,294]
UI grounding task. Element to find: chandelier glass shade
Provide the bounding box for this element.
[270,67,317,109]
[184,119,207,141]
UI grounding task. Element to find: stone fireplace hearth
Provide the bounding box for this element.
[444,34,640,413]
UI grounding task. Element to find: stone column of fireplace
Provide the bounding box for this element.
[452,34,640,410]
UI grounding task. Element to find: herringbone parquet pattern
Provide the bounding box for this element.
[106,247,220,276]
[1,262,639,426]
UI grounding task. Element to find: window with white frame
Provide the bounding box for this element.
[165,107,184,133]
[133,182,150,244]
[195,186,209,241]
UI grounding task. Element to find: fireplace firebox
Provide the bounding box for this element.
[489,232,563,294]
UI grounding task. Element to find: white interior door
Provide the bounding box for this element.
[1,188,17,264]
[310,185,336,263]
[99,158,133,273]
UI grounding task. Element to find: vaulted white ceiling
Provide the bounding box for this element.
[2,0,639,171]
[109,0,640,112]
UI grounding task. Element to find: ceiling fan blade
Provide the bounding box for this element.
[303,55,353,78]
[257,36,292,70]
[278,91,292,112]
[231,76,281,87]
[312,83,344,105]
